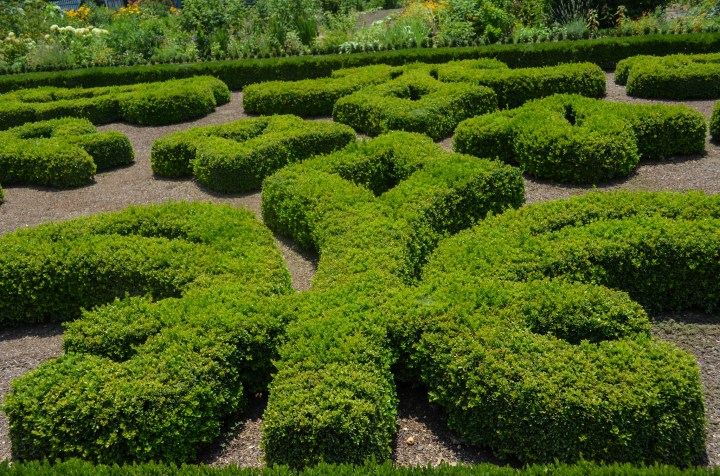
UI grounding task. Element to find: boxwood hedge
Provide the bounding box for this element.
[332,68,497,140]
[2,202,292,462]
[150,115,355,193]
[0,117,133,188]
[0,76,230,129]
[712,101,720,141]
[615,53,720,99]
[454,94,706,183]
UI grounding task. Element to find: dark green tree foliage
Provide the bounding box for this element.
[150,115,356,193]
[0,76,230,129]
[0,117,133,188]
[2,203,293,462]
[332,66,498,140]
[454,94,706,183]
[616,52,720,99]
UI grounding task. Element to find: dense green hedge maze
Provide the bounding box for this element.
[2,202,293,462]
[0,76,230,129]
[0,117,133,189]
[454,94,706,183]
[616,53,720,99]
[150,115,355,193]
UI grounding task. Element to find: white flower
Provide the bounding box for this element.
[44,34,50,40]
[50,24,59,31]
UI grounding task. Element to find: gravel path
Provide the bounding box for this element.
[1,73,719,466]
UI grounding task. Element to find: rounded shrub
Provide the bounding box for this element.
[617,53,720,99]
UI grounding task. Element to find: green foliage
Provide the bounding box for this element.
[418,190,716,465]
[2,202,292,462]
[151,115,355,193]
[0,117,133,188]
[333,67,498,140]
[712,101,720,141]
[617,52,720,99]
[243,64,401,116]
[454,94,706,183]
[437,60,605,108]
[0,76,230,129]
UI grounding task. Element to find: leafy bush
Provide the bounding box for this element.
[437,60,605,108]
[0,76,230,129]
[454,94,706,183]
[416,190,717,465]
[712,101,720,141]
[151,115,355,192]
[333,67,498,140]
[0,117,133,188]
[2,202,292,462]
[616,52,720,99]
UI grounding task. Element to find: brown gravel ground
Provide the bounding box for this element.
[1,73,719,467]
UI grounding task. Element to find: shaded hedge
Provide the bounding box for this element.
[2,33,720,92]
[150,115,355,193]
[333,67,497,140]
[616,53,720,99]
[712,101,720,141]
[0,117,133,188]
[0,76,230,129]
[2,203,292,463]
[454,94,706,183]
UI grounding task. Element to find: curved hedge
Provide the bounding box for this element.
[0,117,133,188]
[2,202,292,462]
[454,94,706,183]
[616,53,720,99]
[436,61,606,108]
[416,190,717,465]
[333,68,497,140]
[150,115,355,193]
[0,76,230,129]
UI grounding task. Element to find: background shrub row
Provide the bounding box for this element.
[2,203,293,463]
[150,115,355,193]
[1,33,720,93]
[0,118,133,188]
[413,191,718,465]
[615,52,720,99]
[0,76,230,130]
[454,94,706,183]
[260,132,524,467]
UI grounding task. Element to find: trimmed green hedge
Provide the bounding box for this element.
[150,115,355,193]
[436,61,606,108]
[260,132,524,467]
[0,76,230,129]
[616,53,720,99]
[454,94,706,183]
[333,68,497,140]
[0,117,133,188]
[2,33,720,92]
[2,202,292,463]
[243,64,403,116]
[416,191,717,465]
[713,102,720,141]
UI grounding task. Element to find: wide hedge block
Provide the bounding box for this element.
[617,53,720,99]
[454,94,706,183]
[0,118,134,188]
[333,69,497,140]
[436,61,606,108]
[0,76,230,129]
[151,115,355,193]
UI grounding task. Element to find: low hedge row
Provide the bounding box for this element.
[454,94,706,183]
[416,191,718,465]
[8,459,720,475]
[712,101,720,140]
[260,132,524,467]
[615,53,720,99]
[0,76,230,129]
[0,117,133,188]
[150,115,355,193]
[2,202,293,462]
[2,32,720,92]
[243,64,403,116]
[333,68,497,140]
[436,61,606,108]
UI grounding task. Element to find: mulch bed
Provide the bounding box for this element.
[1,74,719,467]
